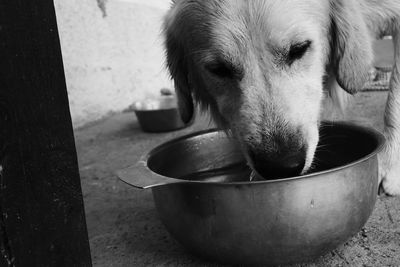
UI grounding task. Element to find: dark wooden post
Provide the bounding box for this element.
[0,1,92,266]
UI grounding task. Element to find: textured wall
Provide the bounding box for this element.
[54,0,172,128]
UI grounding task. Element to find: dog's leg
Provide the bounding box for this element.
[380,28,400,195]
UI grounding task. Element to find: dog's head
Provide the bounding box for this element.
[164,0,373,178]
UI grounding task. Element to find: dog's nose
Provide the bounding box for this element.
[252,149,306,179]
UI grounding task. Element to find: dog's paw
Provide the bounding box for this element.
[379,165,400,196]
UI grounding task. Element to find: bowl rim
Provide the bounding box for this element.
[141,121,386,186]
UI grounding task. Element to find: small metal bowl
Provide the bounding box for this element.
[132,97,190,132]
[118,121,385,266]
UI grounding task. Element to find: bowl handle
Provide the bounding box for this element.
[116,161,182,189]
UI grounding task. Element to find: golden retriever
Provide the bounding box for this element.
[163,0,400,195]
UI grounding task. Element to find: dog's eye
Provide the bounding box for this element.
[206,63,233,78]
[206,62,239,79]
[287,40,311,65]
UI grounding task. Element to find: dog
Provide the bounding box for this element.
[163,0,400,195]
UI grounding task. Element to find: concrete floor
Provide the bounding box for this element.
[75,90,400,267]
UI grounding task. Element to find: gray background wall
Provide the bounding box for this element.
[54,0,172,128]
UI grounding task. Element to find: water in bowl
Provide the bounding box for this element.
[178,154,342,183]
[180,162,253,183]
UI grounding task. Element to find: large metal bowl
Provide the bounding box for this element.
[118,121,385,266]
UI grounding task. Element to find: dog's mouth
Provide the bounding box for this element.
[229,124,320,180]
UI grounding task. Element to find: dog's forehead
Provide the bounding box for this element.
[210,0,330,48]
[167,0,330,63]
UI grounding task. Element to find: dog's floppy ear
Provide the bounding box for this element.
[163,5,194,124]
[329,0,373,94]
